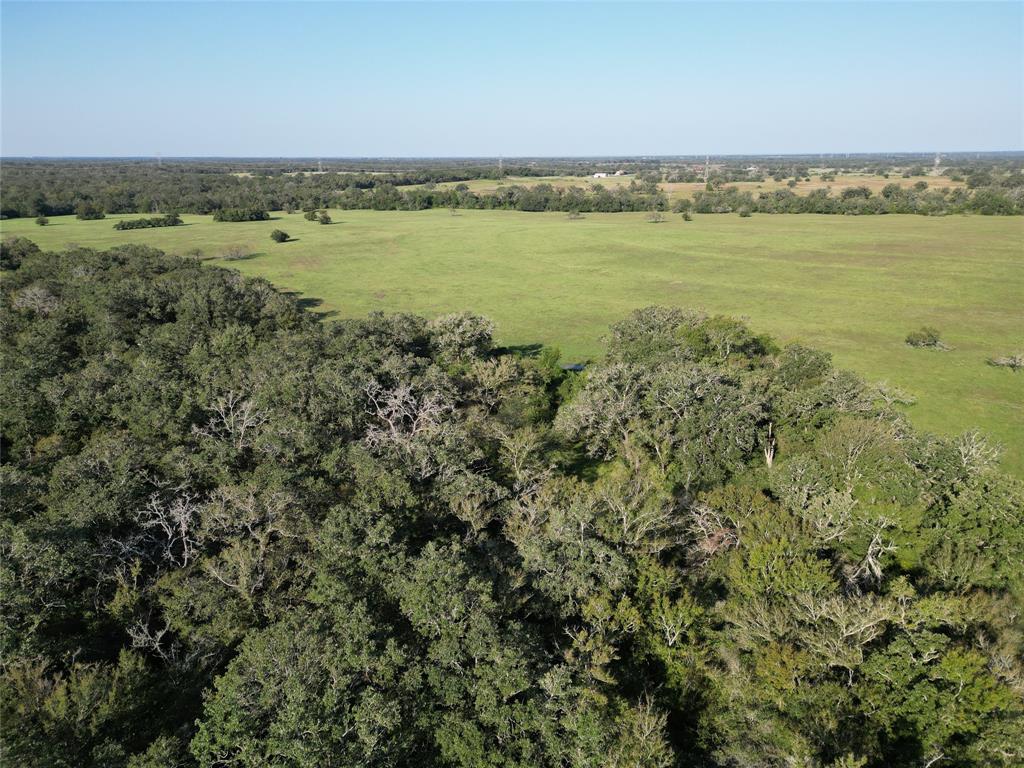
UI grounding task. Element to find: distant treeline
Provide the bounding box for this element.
[683,183,1024,216]
[0,163,611,219]
[1,156,1022,218]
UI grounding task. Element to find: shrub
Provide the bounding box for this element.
[682,211,693,222]
[270,230,289,243]
[113,214,182,231]
[34,216,48,226]
[213,208,269,222]
[646,210,665,223]
[220,245,251,261]
[738,207,752,218]
[905,326,946,349]
[988,353,1023,372]
[303,209,331,224]
[566,210,583,220]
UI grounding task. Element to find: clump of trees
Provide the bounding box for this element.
[212,207,269,222]
[1,242,1022,767]
[75,202,105,220]
[303,209,332,224]
[113,213,183,230]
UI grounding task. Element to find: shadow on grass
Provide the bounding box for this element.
[495,342,545,358]
[281,291,338,319]
[220,252,266,262]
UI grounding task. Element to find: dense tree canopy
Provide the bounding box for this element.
[1,241,1021,767]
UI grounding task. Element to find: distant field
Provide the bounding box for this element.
[402,175,637,194]
[405,173,964,200]
[4,210,1021,475]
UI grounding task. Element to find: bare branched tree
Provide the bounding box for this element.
[193,391,268,450]
[847,517,897,587]
[136,491,201,566]
[687,502,738,564]
[12,284,59,315]
[954,429,1000,476]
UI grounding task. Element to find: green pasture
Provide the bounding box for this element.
[4,209,1021,474]
[403,173,963,200]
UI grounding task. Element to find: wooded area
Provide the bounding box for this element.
[2,155,1021,218]
[2,238,1021,767]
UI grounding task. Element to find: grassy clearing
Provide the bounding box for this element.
[406,173,964,200]
[4,209,1021,475]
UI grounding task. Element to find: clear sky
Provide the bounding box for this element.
[2,1,1021,156]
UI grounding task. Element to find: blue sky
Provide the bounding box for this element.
[2,1,1021,156]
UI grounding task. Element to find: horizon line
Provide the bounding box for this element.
[4,150,1023,161]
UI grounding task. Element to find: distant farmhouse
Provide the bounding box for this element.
[593,170,627,178]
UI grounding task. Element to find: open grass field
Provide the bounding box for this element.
[4,210,1021,475]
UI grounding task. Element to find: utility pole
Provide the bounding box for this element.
[318,158,323,173]
[703,154,709,184]
[498,156,504,178]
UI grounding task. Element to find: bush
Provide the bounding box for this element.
[113,214,182,231]
[988,353,1023,372]
[738,207,752,218]
[303,209,332,224]
[566,210,583,220]
[213,208,269,222]
[220,245,251,261]
[34,216,48,226]
[270,230,289,243]
[646,210,665,223]
[681,211,693,222]
[905,326,945,348]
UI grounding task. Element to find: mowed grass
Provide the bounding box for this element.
[4,210,1022,475]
